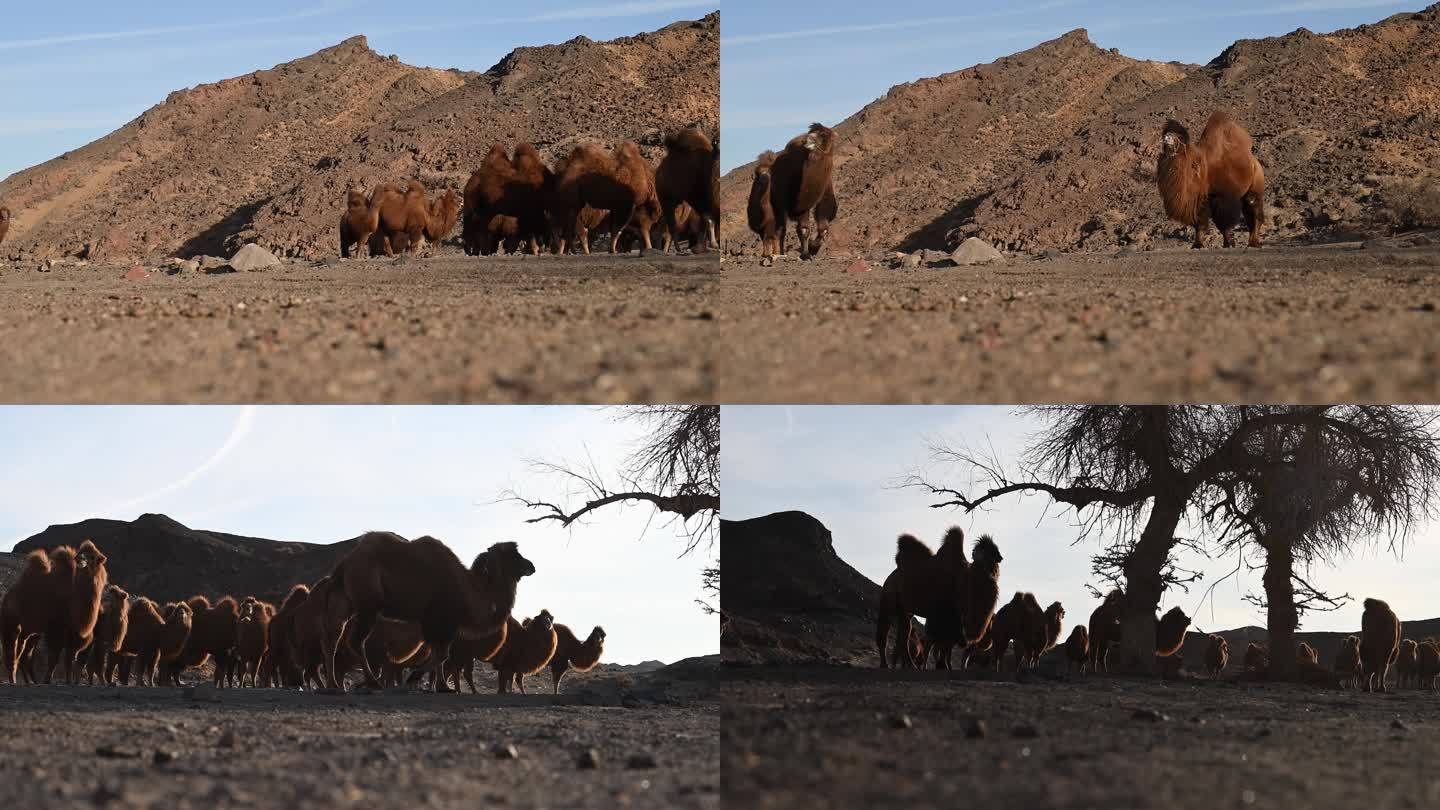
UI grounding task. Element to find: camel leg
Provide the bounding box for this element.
[875,613,892,668]
[1244,191,1263,248]
[795,210,814,260]
[775,213,788,256]
[339,611,381,690]
[897,611,916,669]
[551,663,566,695]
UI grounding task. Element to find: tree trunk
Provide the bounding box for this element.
[1119,497,1186,674]
[1263,538,1299,682]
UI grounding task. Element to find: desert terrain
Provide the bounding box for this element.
[723,665,1439,809]
[717,239,1440,402]
[0,254,715,402]
[0,664,718,810]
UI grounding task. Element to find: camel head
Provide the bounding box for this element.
[1046,602,1065,623]
[587,626,607,645]
[803,123,836,156]
[1102,587,1125,608]
[1160,120,1190,158]
[75,540,106,571]
[0,207,10,222]
[473,541,537,582]
[532,609,555,632]
[971,534,1002,574]
[346,188,369,210]
[166,601,193,623]
[102,584,128,610]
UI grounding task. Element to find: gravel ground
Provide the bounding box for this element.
[717,243,1440,402]
[0,253,717,403]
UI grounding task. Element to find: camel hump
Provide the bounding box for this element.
[894,533,934,568]
[22,548,52,575]
[666,127,713,153]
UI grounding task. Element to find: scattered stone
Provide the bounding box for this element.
[1011,723,1040,739]
[846,259,871,273]
[900,253,923,269]
[121,265,150,281]
[95,744,139,759]
[965,719,988,739]
[1391,718,1409,731]
[228,243,282,271]
[950,237,1006,266]
[318,256,343,267]
[217,730,237,749]
[204,264,237,275]
[759,256,774,268]
[577,749,601,769]
[1132,708,1169,722]
[626,753,658,770]
[168,259,200,274]
[199,255,228,269]
[493,743,519,760]
[152,750,177,766]
[890,714,913,729]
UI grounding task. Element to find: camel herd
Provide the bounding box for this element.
[341,129,719,260]
[0,533,607,695]
[874,527,1433,692]
[743,110,1269,259]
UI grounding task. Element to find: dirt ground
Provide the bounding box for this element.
[717,242,1440,402]
[0,674,718,809]
[723,664,1440,809]
[0,254,716,403]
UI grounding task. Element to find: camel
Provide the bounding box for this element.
[875,527,969,668]
[1204,634,1229,678]
[551,142,658,256]
[462,143,552,255]
[747,151,778,258]
[1244,641,1271,673]
[1085,589,1124,673]
[661,202,710,254]
[493,610,558,694]
[0,541,109,685]
[1296,641,1320,667]
[235,599,274,688]
[1064,625,1089,673]
[1041,602,1065,657]
[1334,636,1362,689]
[162,595,240,688]
[1417,641,1440,692]
[108,597,167,686]
[1155,607,1191,658]
[1009,593,1049,670]
[369,181,459,256]
[340,188,380,258]
[260,584,309,688]
[322,532,535,692]
[85,585,130,686]
[655,127,718,253]
[1397,639,1419,688]
[1157,111,1266,249]
[770,123,837,259]
[1359,598,1400,692]
[548,624,605,694]
[439,619,510,693]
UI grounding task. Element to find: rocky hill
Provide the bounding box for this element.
[719,5,1440,254]
[11,513,359,603]
[0,14,719,262]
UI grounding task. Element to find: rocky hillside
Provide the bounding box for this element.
[720,4,1440,254]
[0,14,719,262]
[11,513,359,603]
[721,511,881,665]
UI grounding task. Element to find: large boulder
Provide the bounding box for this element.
[227,244,282,272]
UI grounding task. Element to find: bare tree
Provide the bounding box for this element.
[1209,406,1440,681]
[504,405,719,604]
[897,405,1427,674]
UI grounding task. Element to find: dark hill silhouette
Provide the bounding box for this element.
[11,513,359,603]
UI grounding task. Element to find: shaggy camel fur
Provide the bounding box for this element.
[552,142,658,256]
[656,127,718,253]
[368,182,459,256]
[1157,111,1266,249]
[323,533,534,692]
[748,151,778,257]
[260,584,308,688]
[114,599,191,686]
[0,541,108,684]
[1397,638,1419,688]
[1063,625,1089,673]
[1334,636,1362,689]
[235,599,274,688]
[549,623,605,694]
[1244,641,1270,673]
[164,595,240,688]
[439,619,511,693]
[930,535,1003,670]
[876,527,968,668]
[1204,634,1229,678]
[1155,607,1191,658]
[1041,602,1065,656]
[769,123,837,259]
[1086,589,1124,673]
[85,585,130,686]
[494,610,557,694]
[1359,598,1400,692]
[340,188,379,258]
[462,143,552,255]
[1010,593,1049,670]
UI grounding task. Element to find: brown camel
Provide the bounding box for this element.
[1157,111,1266,249]
[769,123,837,259]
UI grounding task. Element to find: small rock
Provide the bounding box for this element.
[319,256,343,267]
[95,744,139,759]
[1011,723,1040,739]
[759,256,774,268]
[217,730,237,749]
[965,719,988,739]
[890,714,913,729]
[493,743,519,760]
[1132,708,1169,722]
[35,264,50,273]
[577,749,601,769]
[900,253,922,269]
[152,750,177,766]
[626,753,658,770]
[950,237,1006,266]
[1391,718,1409,731]
[846,259,871,273]
[204,264,237,275]
[122,266,150,280]
[228,243,282,272]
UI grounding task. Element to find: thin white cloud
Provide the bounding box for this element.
[517,0,716,23]
[0,0,355,51]
[105,406,258,516]
[722,0,1076,47]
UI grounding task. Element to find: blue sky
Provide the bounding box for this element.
[0,0,718,181]
[723,406,1440,635]
[0,406,718,665]
[721,0,1419,171]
